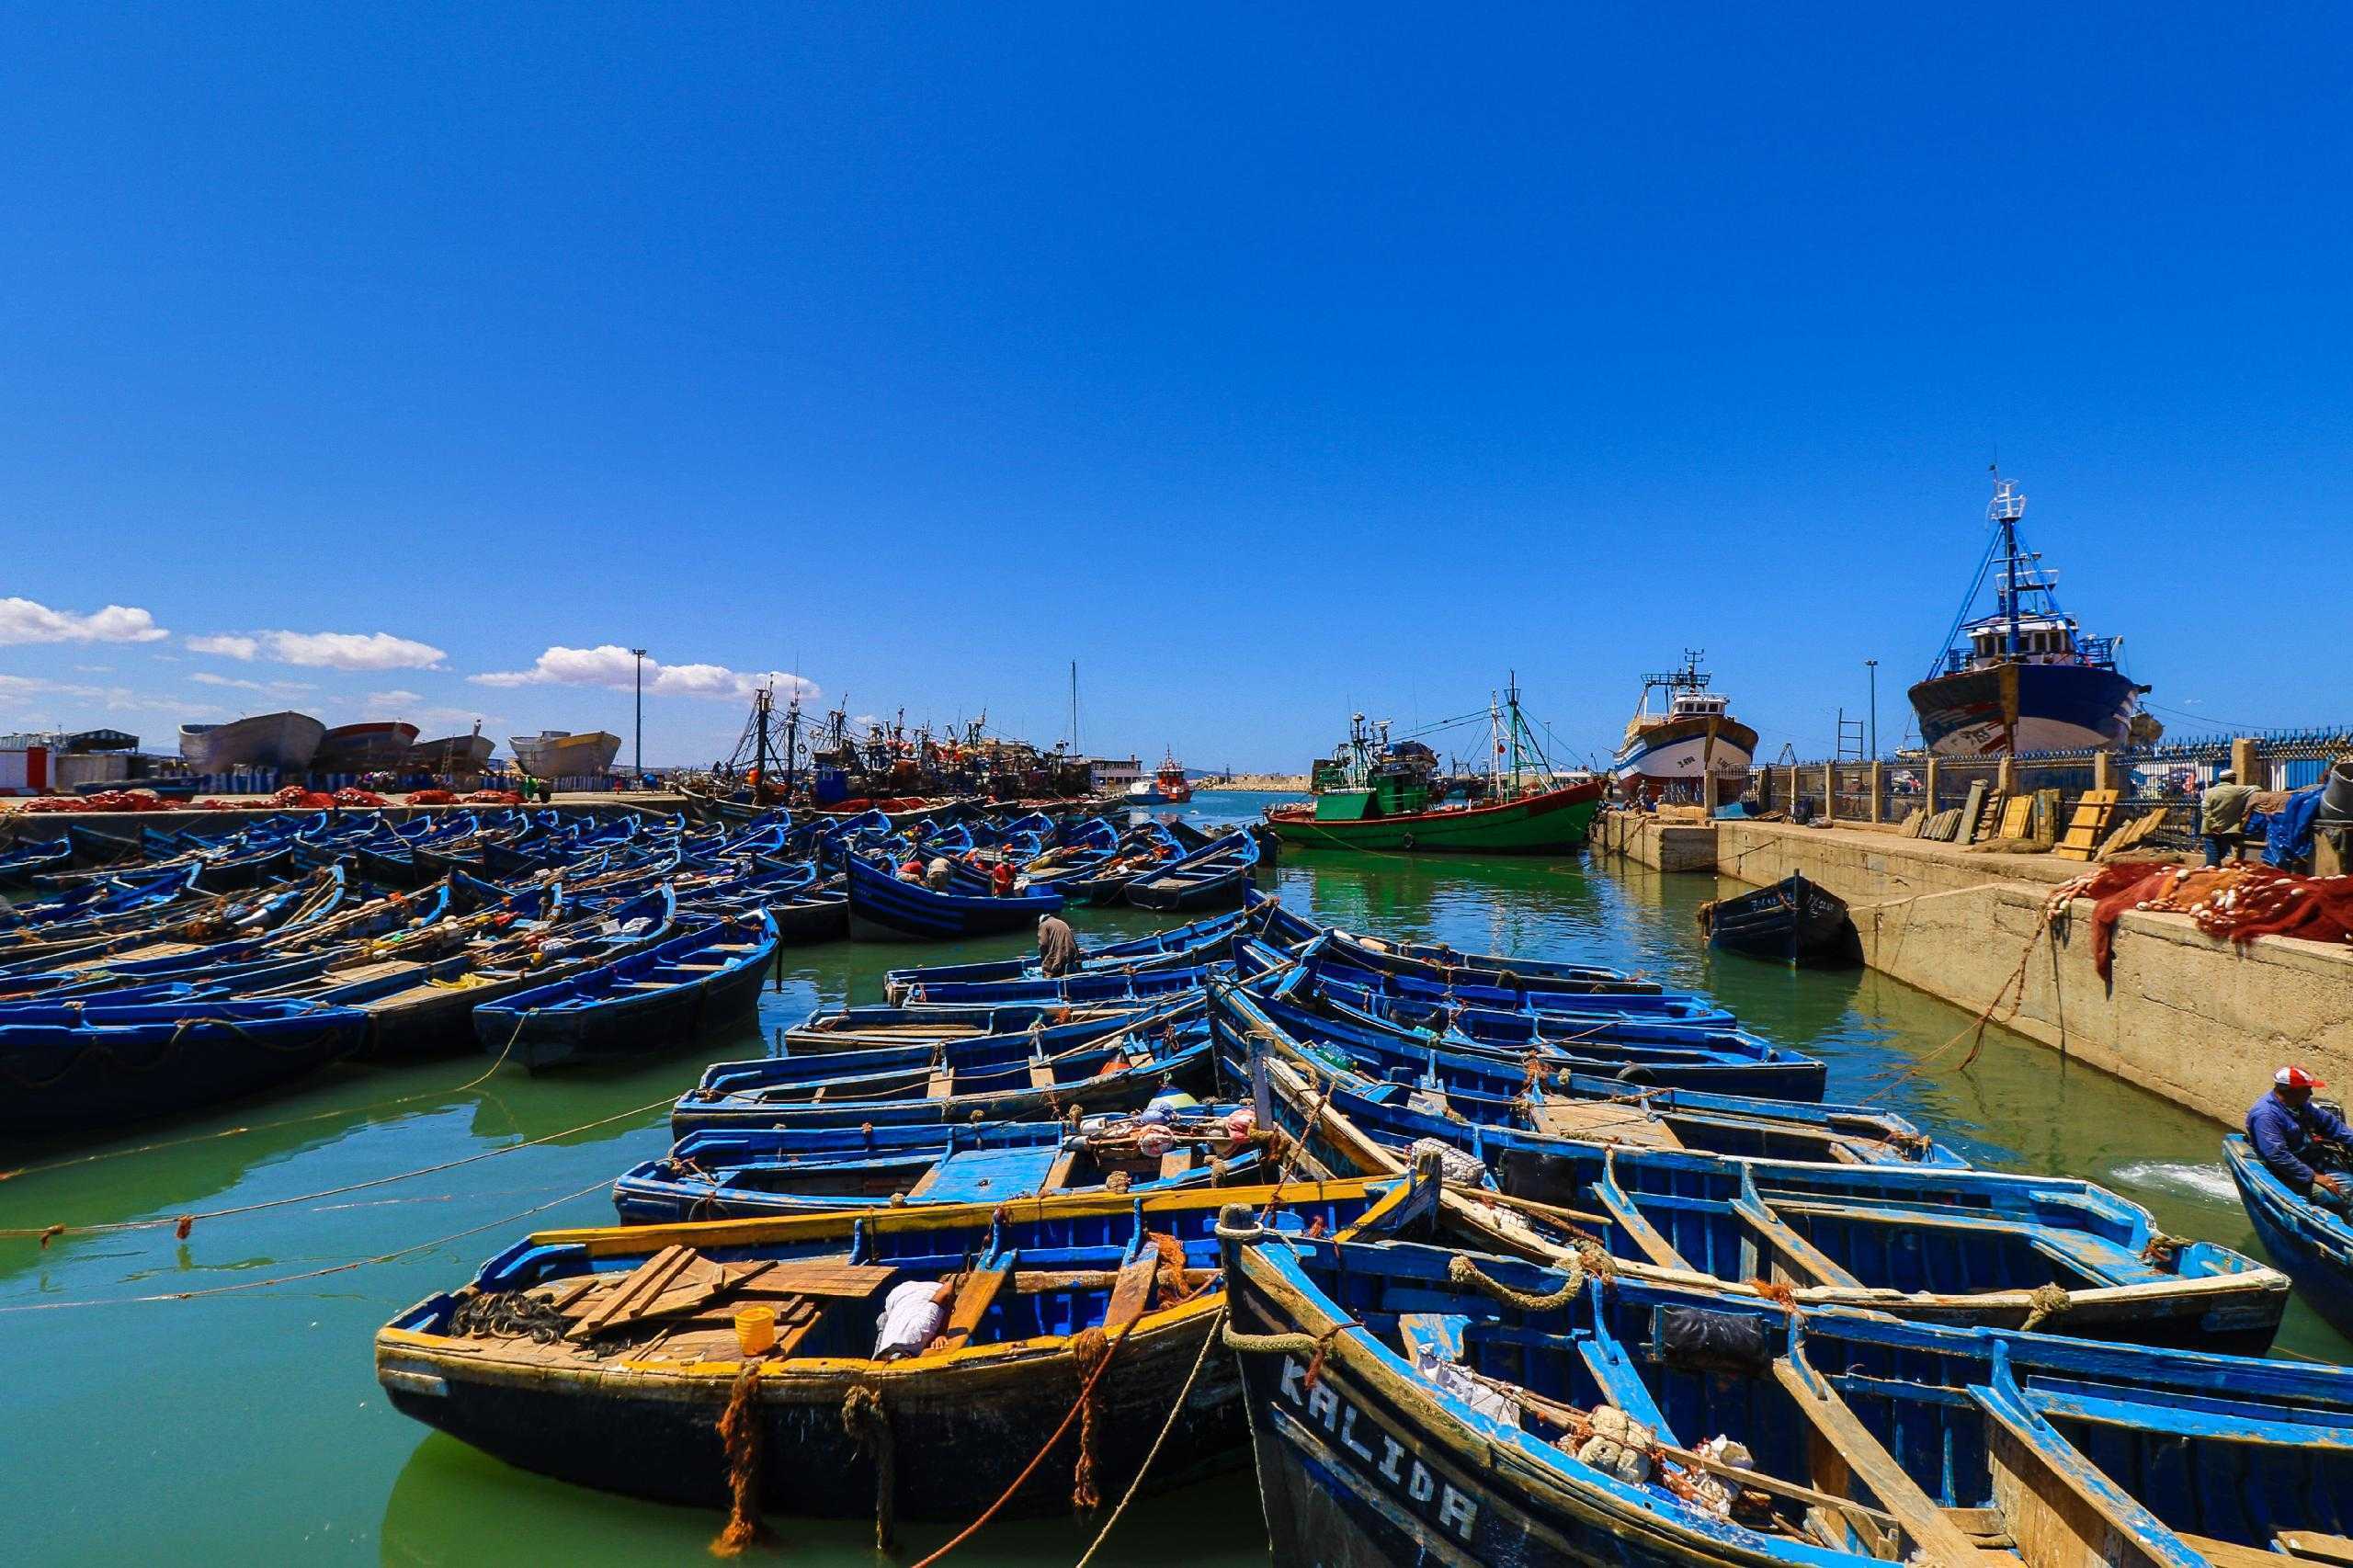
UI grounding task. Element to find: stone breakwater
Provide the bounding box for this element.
[1191,774,1309,792]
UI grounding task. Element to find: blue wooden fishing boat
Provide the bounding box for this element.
[0,836,72,890]
[0,999,372,1133]
[1222,1224,2353,1567]
[1266,949,1818,1099]
[673,1011,1214,1134]
[377,1176,1430,1525]
[1233,1019,2286,1351]
[781,998,1150,1054]
[1123,828,1259,912]
[1298,941,1738,1027]
[878,904,1266,1003]
[1216,982,1935,1167]
[1014,815,1122,889]
[472,909,777,1070]
[2223,1131,2353,1340]
[0,863,204,935]
[890,959,1219,1012]
[612,1103,1263,1221]
[260,887,676,1060]
[843,852,1064,941]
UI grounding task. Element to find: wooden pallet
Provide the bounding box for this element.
[2052,790,2122,860]
[1996,796,2035,840]
[2095,806,2170,861]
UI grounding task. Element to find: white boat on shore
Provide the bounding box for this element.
[408,728,496,777]
[179,710,327,774]
[508,729,620,781]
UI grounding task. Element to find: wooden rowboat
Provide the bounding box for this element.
[375,1176,1433,1524]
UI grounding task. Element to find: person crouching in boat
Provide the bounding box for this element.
[2250,1066,2353,1213]
[874,1276,958,1361]
[990,860,1016,899]
[1038,911,1078,976]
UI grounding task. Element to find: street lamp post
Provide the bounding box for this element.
[631,648,647,783]
[1864,659,1878,759]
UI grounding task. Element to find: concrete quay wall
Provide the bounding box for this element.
[1597,812,2353,1127]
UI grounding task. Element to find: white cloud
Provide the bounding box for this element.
[73,664,113,674]
[0,674,215,717]
[190,672,268,691]
[0,597,168,646]
[471,644,817,704]
[366,689,426,708]
[187,630,447,670]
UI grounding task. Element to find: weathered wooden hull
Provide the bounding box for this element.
[845,855,1063,941]
[1700,873,1857,967]
[380,1306,1246,1520]
[0,1004,371,1132]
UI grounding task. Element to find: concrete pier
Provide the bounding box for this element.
[1597,811,2353,1126]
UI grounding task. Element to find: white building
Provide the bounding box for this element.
[1088,756,1143,790]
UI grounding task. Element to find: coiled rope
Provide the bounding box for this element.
[2018,1283,2074,1333]
[840,1382,895,1551]
[1448,1251,1582,1312]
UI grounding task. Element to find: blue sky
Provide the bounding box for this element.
[2,6,2347,769]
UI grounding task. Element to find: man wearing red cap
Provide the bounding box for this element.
[2249,1066,2353,1212]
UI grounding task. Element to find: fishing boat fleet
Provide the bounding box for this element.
[71,809,2281,1563]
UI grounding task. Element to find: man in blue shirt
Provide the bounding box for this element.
[2248,1065,2353,1212]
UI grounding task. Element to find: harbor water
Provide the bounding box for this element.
[2,790,2342,1566]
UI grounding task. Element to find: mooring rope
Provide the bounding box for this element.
[904,1317,1139,1568]
[0,1176,610,1313]
[1073,1304,1226,1568]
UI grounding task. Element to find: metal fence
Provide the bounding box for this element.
[1725,728,2353,861]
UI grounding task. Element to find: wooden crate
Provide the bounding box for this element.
[2052,790,2121,860]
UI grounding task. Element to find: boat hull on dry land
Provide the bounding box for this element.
[507,730,620,781]
[178,710,326,773]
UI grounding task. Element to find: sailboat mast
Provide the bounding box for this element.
[781,692,801,798]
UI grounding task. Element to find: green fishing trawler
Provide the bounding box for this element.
[1262,681,1601,854]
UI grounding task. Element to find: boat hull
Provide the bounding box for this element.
[1265,782,1600,856]
[407,733,496,776]
[2224,1133,2353,1341]
[314,722,421,774]
[1700,872,1858,966]
[1611,713,1758,797]
[178,710,327,773]
[507,731,621,781]
[844,856,1063,941]
[1908,660,2141,756]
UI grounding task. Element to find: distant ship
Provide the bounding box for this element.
[1908,475,2149,756]
[508,730,621,781]
[1612,653,1757,803]
[1123,750,1194,806]
[314,721,421,774]
[179,710,326,774]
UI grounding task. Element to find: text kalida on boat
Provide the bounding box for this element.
[1611,650,1757,805]
[1908,472,2153,756]
[1264,680,1601,855]
[1218,1224,2353,1568]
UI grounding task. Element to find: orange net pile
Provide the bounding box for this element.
[17,790,172,813]
[2053,860,2353,980]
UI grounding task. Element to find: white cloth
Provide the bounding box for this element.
[874,1279,945,1358]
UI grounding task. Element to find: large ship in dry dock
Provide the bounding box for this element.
[1908,473,2152,756]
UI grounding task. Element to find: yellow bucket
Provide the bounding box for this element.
[734,1306,777,1356]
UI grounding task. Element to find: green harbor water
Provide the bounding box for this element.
[2,790,2343,1565]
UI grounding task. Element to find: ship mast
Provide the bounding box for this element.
[1992,475,2027,659]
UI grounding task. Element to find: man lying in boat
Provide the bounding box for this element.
[2249,1064,2353,1213]
[873,1275,959,1361]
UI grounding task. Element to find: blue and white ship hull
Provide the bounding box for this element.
[1909,660,2140,756]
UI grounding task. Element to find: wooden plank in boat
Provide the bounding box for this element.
[735,1261,898,1301]
[1731,1196,1866,1290]
[2274,1533,2353,1565]
[1768,1355,2001,1565]
[1158,1146,1195,1181]
[1027,1061,1059,1090]
[1972,1381,2201,1567]
[936,1265,1009,1349]
[1529,1100,1685,1149]
[565,1244,702,1338]
[926,1069,955,1099]
[1100,1251,1160,1333]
